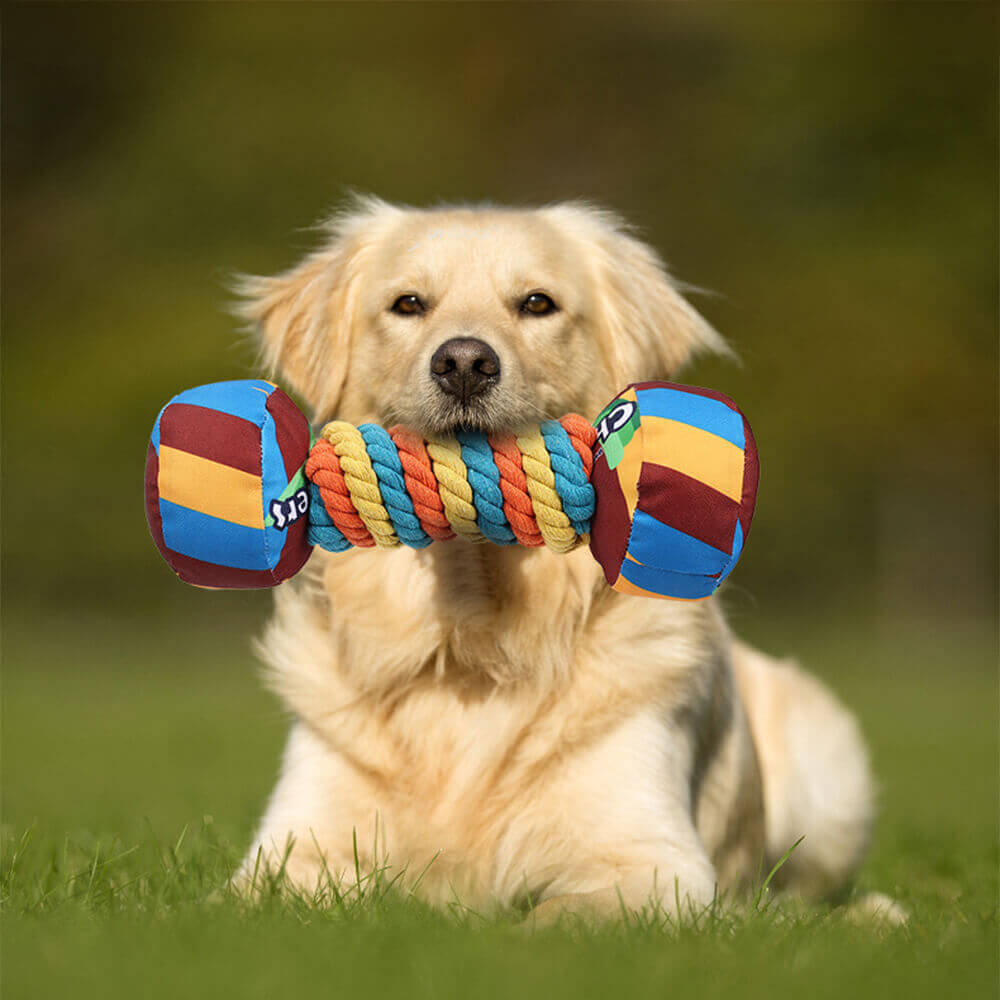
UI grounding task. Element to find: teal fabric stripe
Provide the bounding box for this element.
[150,405,165,453]
[619,556,719,600]
[259,400,289,570]
[540,420,595,536]
[159,499,271,570]
[457,432,516,545]
[169,380,275,425]
[627,509,732,575]
[635,386,745,449]
[358,423,432,548]
[718,519,744,582]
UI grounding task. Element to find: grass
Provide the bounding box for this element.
[2,604,997,998]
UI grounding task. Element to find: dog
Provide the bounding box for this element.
[234,196,876,922]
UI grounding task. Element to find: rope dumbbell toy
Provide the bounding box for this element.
[144,379,758,600]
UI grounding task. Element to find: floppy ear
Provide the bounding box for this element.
[546,204,731,385]
[233,238,360,421]
[233,196,398,420]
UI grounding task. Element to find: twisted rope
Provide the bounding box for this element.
[488,432,545,547]
[388,427,455,541]
[320,421,399,548]
[359,424,432,548]
[305,480,352,552]
[306,439,376,547]
[457,431,517,546]
[306,416,598,554]
[425,436,482,540]
[515,427,580,553]
[540,420,595,537]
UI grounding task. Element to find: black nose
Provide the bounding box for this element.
[429,337,501,401]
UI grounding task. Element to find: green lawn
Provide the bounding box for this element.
[2,605,996,999]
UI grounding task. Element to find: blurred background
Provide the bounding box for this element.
[3,3,996,870]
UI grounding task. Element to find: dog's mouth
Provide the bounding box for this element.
[421,391,548,438]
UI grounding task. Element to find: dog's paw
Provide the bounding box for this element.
[842,891,909,928]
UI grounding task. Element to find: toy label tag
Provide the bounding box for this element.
[269,488,309,530]
[594,399,639,470]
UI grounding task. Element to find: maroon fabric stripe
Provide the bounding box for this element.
[589,451,632,586]
[637,462,739,553]
[271,514,312,583]
[159,403,262,475]
[628,380,740,413]
[152,521,312,589]
[265,387,310,482]
[144,441,170,563]
[738,414,759,542]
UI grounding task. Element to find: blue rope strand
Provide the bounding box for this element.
[306,481,353,552]
[358,423,432,548]
[457,431,517,545]
[540,420,595,536]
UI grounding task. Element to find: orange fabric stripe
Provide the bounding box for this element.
[640,415,745,502]
[611,572,712,602]
[157,445,263,529]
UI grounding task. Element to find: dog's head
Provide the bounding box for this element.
[236,196,727,431]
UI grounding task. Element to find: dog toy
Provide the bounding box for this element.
[144,379,758,600]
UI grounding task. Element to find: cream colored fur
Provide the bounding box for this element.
[235,197,875,920]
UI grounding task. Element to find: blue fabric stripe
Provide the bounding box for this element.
[539,420,595,536]
[635,386,744,449]
[457,432,516,545]
[626,509,732,575]
[169,380,275,425]
[159,499,272,570]
[150,405,165,453]
[259,401,289,568]
[619,556,719,600]
[359,423,432,548]
[306,481,352,552]
[719,519,744,582]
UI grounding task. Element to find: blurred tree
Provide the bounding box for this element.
[3,2,996,624]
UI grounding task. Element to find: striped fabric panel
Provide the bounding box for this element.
[588,449,632,587]
[157,446,265,529]
[637,462,739,554]
[633,385,745,449]
[265,387,310,481]
[152,523,310,589]
[639,415,745,502]
[159,500,273,570]
[145,381,314,588]
[631,381,741,414]
[739,414,759,541]
[158,403,262,475]
[616,556,719,600]
[625,509,732,575]
[166,380,277,423]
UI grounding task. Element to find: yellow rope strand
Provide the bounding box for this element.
[425,437,482,539]
[320,422,399,548]
[516,428,579,553]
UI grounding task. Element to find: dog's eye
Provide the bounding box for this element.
[391,294,426,316]
[520,292,558,316]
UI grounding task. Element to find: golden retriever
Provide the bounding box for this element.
[234,196,877,922]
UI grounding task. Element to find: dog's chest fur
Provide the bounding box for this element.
[256,544,751,905]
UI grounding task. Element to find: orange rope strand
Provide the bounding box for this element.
[305,439,377,548]
[558,414,597,479]
[388,426,456,541]
[487,433,545,547]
